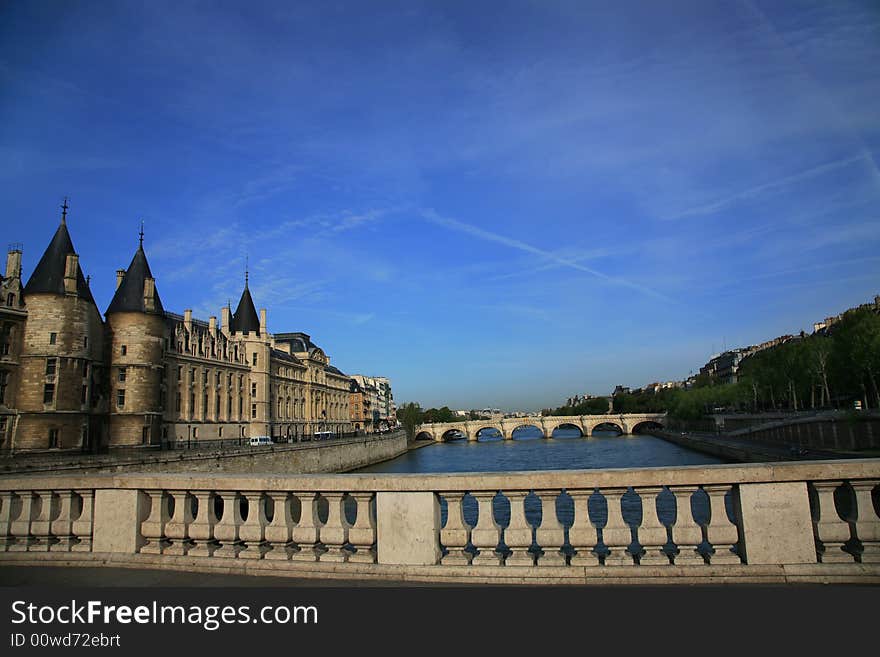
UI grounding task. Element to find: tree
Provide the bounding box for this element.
[396,402,423,441]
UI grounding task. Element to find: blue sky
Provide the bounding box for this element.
[1,1,879,412]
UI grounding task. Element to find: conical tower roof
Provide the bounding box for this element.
[23,203,96,305]
[106,235,164,314]
[231,272,260,334]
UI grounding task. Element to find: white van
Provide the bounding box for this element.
[249,436,273,446]
[313,431,333,441]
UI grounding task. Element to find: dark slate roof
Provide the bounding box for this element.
[23,220,96,305]
[274,332,320,353]
[325,365,346,376]
[106,246,164,315]
[231,284,260,334]
[271,348,302,365]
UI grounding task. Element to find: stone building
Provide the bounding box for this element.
[350,374,396,430]
[348,378,369,432]
[0,205,355,453]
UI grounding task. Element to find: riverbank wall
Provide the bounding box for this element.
[0,430,408,475]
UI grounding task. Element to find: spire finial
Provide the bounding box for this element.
[61,197,69,224]
[245,253,249,287]
[138,220,144,248]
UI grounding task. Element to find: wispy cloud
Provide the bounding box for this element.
[663,153,866,220]
[419,209,672,301]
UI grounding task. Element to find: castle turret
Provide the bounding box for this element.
[230,269,270,438]
[16,200,106,451]
[104,225,166,447]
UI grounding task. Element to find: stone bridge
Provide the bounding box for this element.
[417,413,666,441]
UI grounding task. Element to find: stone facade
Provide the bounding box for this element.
[350,374,396,430]
[1,208,361,453]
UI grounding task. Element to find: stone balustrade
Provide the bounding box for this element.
[0,460,879,583]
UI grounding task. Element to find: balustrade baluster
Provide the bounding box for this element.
[264,492,294,560]
[851,480,880,563]
[810,481,852,563]
[290,492,321,562]
[601,488,633,566]
[164,490,194,556]
[0,491,18,551]
[29,490,56,552]
[703,485,740,564]
[504,490,534,566]
[439,492,471,565]
[239,493,270,559]
[470,491,503,565]
[140,489,170,554]
[70,490,93,552]
[535,489,566,567]
[569,489,600,567]
[50,491,78,552]
[8,491,37,552]
[188,491,219,557]
[319,493,349,562]
[347,492,377,563]
[636,486,669,565]
[669,486,704,565]
[214,491,245,557]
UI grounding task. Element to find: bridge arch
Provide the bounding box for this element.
[550,423,584,438]
[631,420,665,434]
[510,423,545,440]
[474,426,503,442]
[590,422,624,436]
[441,428,467,442]
[415,430,434,442]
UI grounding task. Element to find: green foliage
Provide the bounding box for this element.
[736,308,880,412]
[659,307,880,419]
[395,402,423,440]
[550,397,610,416]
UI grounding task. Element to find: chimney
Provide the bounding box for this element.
[184,309,192,332]
[209,316,217,336]
[221,306,230,333]
[5,246,22,280]
[260,308,267,335]
[143,277,156,312]
[64,254,79,294]
[116,269,126,290]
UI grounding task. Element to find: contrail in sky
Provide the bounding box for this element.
[420,208,672,301]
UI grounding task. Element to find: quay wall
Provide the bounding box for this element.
[0,430,408,475]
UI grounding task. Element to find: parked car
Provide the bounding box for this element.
[248,436,272,446]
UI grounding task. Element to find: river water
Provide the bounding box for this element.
[355,427,725,474]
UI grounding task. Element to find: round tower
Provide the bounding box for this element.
[104,227,166,447]
[15,201,106,451]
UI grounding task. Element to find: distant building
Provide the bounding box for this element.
[813,295,880,335]
[350,374,396,430]
[612,385,630,396]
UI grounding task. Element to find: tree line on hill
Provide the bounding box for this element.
[619,307,880,420]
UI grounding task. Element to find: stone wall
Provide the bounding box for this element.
[15,292,106,450]
[741,417,880,451]
[2,457,878,584]
[0,430,407,475]
[106,311,165,447]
